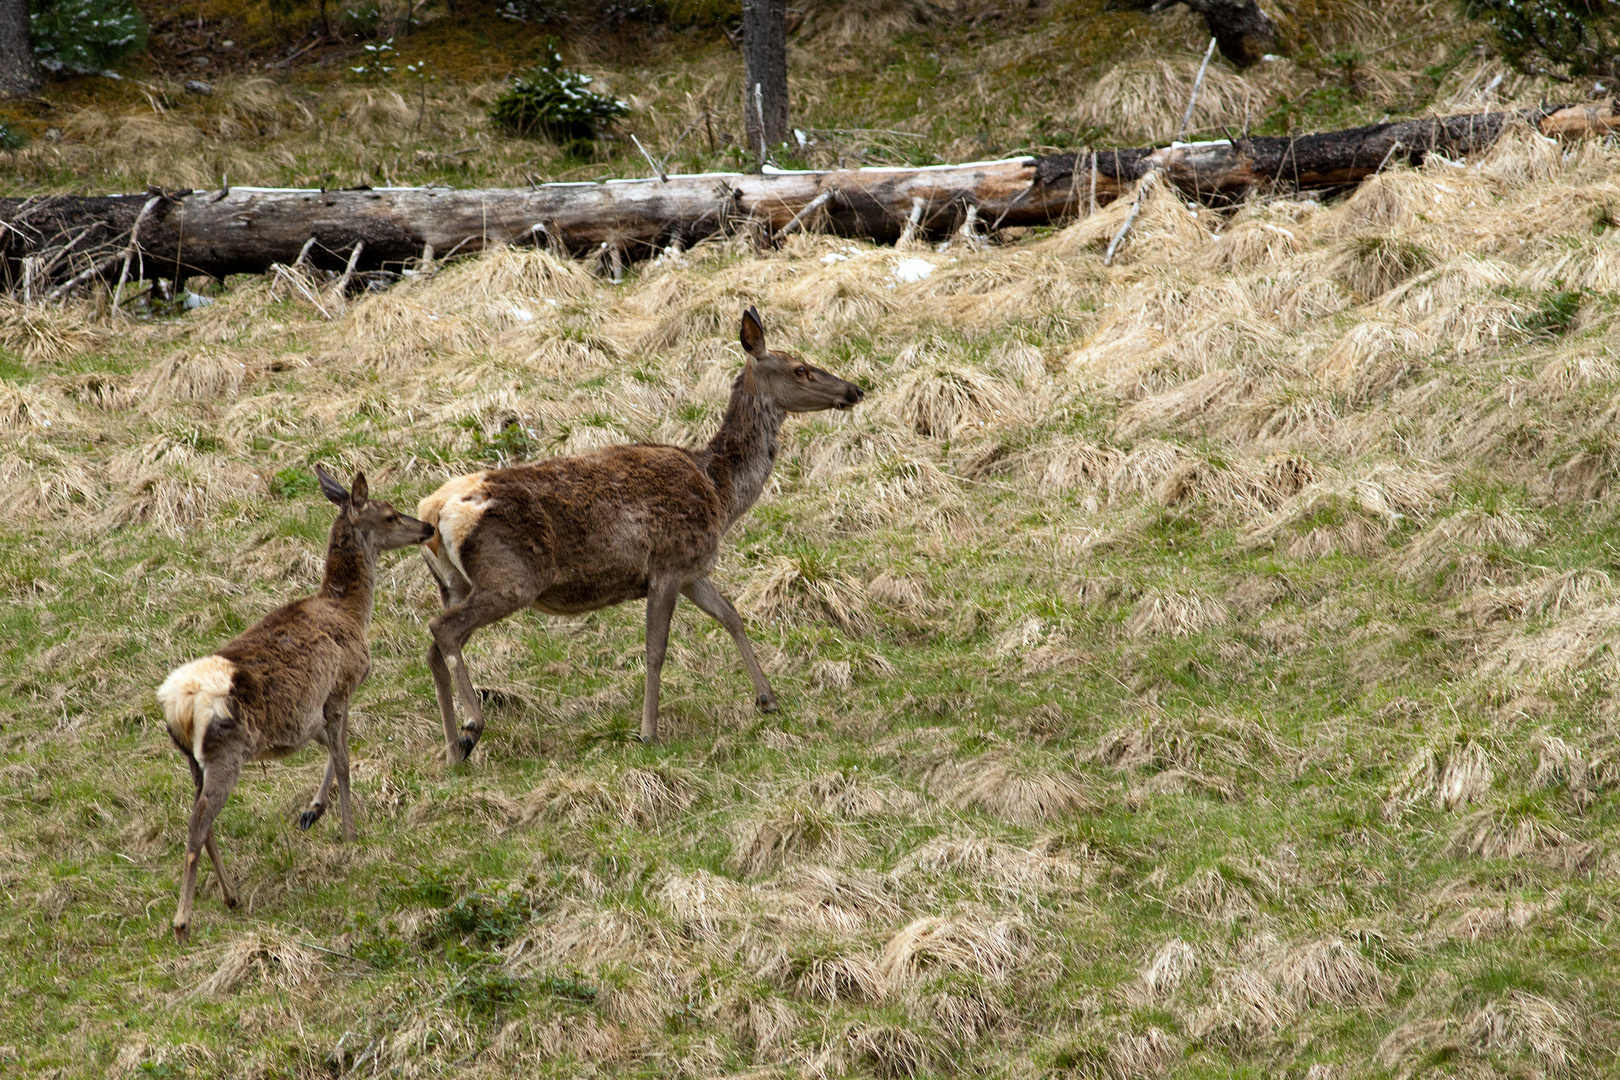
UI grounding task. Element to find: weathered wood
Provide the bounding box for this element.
[0,101,1615,290]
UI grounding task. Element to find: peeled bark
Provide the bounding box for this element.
[742,0,790,166]
[0,101,1614,293]
[0,0,40,99]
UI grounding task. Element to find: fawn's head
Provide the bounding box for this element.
[739,306,865,414]
[317,466,436,551]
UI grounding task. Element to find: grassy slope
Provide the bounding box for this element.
[4,3,1620,1078]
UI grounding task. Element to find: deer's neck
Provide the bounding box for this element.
[699,369,786,527]
[318,516,378,624]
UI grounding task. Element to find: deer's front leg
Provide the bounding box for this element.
[682,577,777,712]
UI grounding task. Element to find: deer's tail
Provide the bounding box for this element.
[158,655,237,762]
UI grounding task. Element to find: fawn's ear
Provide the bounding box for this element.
[740,306,768,359]
[316,465,349,507]
[349,471,369,509]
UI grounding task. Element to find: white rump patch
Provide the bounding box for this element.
[157,655,237,760]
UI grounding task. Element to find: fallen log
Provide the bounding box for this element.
[0,100,1616,293]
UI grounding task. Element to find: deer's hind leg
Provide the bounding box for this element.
[301,697,355,840]
[188,755,236,909]
[429,562,546,764]
[641,575,682,743]
[175,750,244,942]
[682,577,778,712]
[425,563,469,766]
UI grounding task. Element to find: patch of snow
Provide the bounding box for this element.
[891,257,937,283]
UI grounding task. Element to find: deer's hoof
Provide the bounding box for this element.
[457,734,477,760]
[298,804,325,831]
[756,693,779,713]
[173,921,190,944]
[223,895,239,910]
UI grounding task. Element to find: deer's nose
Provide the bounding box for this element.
[846,385,865,404]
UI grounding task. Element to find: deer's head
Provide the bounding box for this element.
[317,466,436,550]
[739,306,865,414]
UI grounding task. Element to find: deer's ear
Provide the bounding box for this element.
[349,471,369,508]
[316,465,349,507]
[740,306,768,358]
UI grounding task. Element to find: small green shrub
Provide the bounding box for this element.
[348,37,396,83]
[430,883,538,946]
[1526,287,1587,337]
[536,972,598,1004]
[450,966,524,1013]
[488,41,629,142]
[31,0,148,75]
[1465,0,1620,79]
[269,468,319,500]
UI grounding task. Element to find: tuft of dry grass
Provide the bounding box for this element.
[1465,991,1577,1071]
[1125,590,1229,638]
[193,931,321,998]
[0,302,104,364]
[1074,57,1274,144]
[1267,938,1385,1009]
[877,913,1028,986]
[925,753,1096,825]
[737,552,872,634]
[1387,738,1495,815]
[731,802,857,878]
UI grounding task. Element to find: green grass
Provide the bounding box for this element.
[1,3,1618,1077]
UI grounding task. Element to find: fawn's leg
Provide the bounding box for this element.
[174,752,243,942]
[642,576,682,743]
[682,577,778,712]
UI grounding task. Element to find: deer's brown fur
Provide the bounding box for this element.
[419,307,865,757]
[158,468,434,941]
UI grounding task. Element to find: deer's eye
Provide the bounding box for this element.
[795,366,808,378]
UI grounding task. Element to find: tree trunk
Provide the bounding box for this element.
[0,102,1613,294]
[742,0,790,168]
[0,0,41,99]
[1182,0,1279,67]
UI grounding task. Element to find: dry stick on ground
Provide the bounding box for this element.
[1176,37,1220,143]
[292,235,318,268]
[897,196,926,245]
[47,253,123,301]
[37,222,102,282]
[4,102,1617,281]
[111,195,161,316]
[1089,150,1099,215]
[631,134,669,183]
[331,240,364,299]
[775,188,836,238]
[1104,169,1156,266]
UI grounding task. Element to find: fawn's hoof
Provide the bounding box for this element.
[756,693,779,713]
[298,804,325,831]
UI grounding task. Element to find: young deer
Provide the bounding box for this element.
[158,468,434,941]
[418,306,865,758]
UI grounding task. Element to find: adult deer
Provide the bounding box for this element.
[418,306,865,758]
[158,468,434,941]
